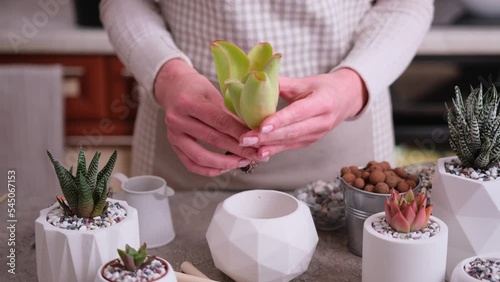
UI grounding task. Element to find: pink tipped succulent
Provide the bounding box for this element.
[384,189,433,233]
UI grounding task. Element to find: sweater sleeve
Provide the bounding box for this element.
[100,0,192,93]
[334,0,434,98]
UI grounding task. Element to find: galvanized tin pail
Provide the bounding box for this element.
[340,177,421,256]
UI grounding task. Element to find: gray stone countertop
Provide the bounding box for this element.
[0,190,362,282]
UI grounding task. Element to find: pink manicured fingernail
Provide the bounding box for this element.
[240,137,258,146]
[261,150,270,157]
[261,125,273,133]
[221,169,232,173]
[239,159,252,168]
[256,156,270,162]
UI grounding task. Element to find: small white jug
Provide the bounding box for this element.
[112,173,176,248]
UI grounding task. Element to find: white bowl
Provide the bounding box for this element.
[206,190,319,282]
[460,0,500,18]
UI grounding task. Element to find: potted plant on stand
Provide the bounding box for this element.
[432,84,500,280]
[362,189,448,282]
[95,243,176,282]
[35,148,140,282]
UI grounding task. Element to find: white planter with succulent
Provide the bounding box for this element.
[36,149,140,282]
[431,84,500,280]
[450,255,500,282]
[362,189,448,282]
[95,243,176,282]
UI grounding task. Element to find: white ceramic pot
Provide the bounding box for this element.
[35,199,140,282]
[95,256,177,282]
[206,190,318,282]
[432,156,500,281]
[362,212,448,282]
[450,255,500,282]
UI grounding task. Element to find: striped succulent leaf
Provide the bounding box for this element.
[447,84,500,169]
[47,147,118,218]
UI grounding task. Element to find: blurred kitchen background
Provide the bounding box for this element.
[1,0,500,193]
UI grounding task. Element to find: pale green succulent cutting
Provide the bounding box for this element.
[210,40,282,129]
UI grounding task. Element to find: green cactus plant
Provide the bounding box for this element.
[210,40,282,129]
[447,84,500,169]
[47,147,117,218]
[116,243,153,271]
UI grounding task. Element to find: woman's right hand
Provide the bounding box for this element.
[153,59,264,177]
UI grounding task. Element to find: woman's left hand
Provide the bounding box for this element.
[239,68,368,158]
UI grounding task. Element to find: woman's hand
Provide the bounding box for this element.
[239,68,368,158]
[154,59,265,176]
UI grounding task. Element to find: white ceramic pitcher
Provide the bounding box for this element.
[112,173,176,248]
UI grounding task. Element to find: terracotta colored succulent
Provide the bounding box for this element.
[384,189,433,233]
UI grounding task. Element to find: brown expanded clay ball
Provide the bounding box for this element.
[366,160,379,168]
[349,166,360,174]
[407,174,419,183]
[406,179,417,189]
[369,170,386,185]
[384,170,396,178]
[362,171,371,181]
[380,161,392,171]
[385,175,402,188]
[352,178,365,189]
[397,181,410,193]
[341,167,351,175]
[374,182,390,194]
[394,167,408,178]
[364,184,375,192]
[343,173,356,184]
[371,164,384,171]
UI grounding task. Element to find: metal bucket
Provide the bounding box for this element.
[340,176,421,257]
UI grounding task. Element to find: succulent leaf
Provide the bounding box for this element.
[239,71,275,129]
[225,78,244,117]
[247,42,273,71]
[47,151,79,213]
[86,152,101,190]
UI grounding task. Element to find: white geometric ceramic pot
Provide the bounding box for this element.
[95,256,177,282]
[362,212,448,282]
[450,255,500,282]
[35,199,140,282]
[206,190,319,282]
[432,156,500,281]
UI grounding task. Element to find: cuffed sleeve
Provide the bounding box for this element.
[100,0,192,93]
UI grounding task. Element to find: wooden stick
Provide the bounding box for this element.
[175,271,218,282]
[0,193,7,204]
[180,261,210,278]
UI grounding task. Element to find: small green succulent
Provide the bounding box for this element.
[47,147,117,218]
[210,40,282,129]
[447,84,500,169]
[117,243,152,272]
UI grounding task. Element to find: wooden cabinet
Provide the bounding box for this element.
[0,55,138,136]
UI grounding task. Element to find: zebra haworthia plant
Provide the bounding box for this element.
[447,84,500,169]
[210,40,282,129]
[47,148,118,218]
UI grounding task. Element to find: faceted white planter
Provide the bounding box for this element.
[95,256,176,282]
[206,190,319,282]
[450,255,500,282]
[432,156,500,280]
[35,199,140,282]
[362,212,448,282]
